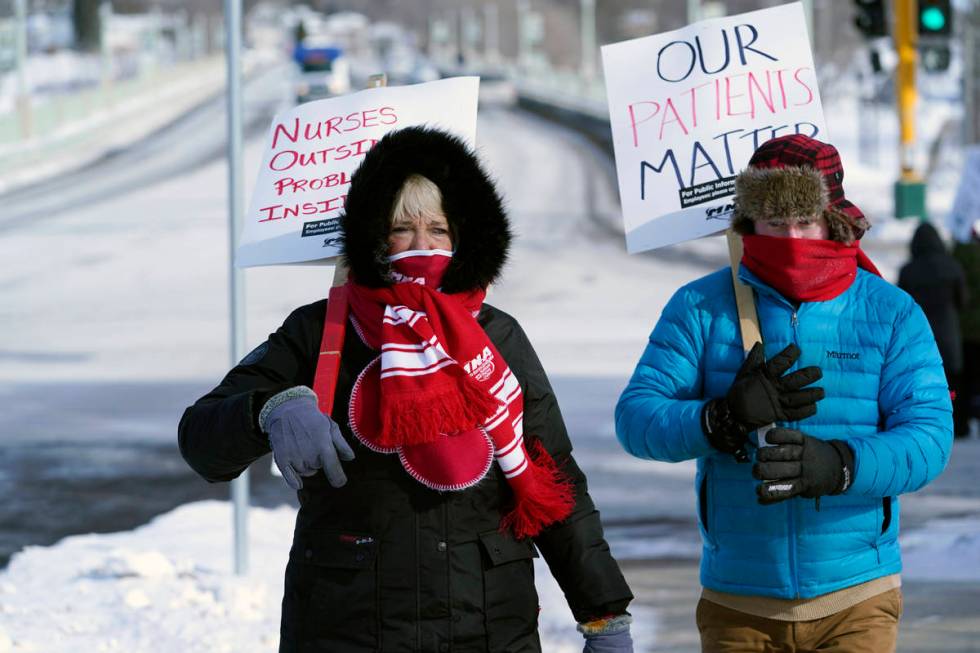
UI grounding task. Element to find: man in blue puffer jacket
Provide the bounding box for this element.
[616,135,953,652]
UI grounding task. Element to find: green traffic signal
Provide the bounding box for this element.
[920,6,947,32]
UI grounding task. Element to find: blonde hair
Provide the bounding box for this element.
[391,174,445,224]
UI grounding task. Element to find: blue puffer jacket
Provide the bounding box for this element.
[616,265,953,599]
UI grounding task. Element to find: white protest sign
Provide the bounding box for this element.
[949,146,980,243]
[601,2,827,254]
[237,77,479,268]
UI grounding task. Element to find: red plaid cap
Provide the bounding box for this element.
[747,134,866,237]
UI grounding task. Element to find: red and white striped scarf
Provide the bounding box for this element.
[346,250,574,538]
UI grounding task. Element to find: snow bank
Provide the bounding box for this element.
[0,502,289,652]
[0,501,656,652]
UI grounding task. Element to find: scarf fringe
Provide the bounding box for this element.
[378,376,501,447]
[501,439,576,540]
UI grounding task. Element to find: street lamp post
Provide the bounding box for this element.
[687,0,701,24]
[517,0,530,72]
[580,0,596,82]
[99,1,112,108]
[14,0,30,140]
[484,3,500,66]
[801,0,814,39]
[223,0,249,576]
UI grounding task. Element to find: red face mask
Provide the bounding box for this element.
[388,249,453,288]
[741,235,880,302]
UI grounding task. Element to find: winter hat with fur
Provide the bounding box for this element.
[731,134,870,244]
[339,126,511,294]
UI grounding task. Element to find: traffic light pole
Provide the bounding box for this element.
[894,0,927,219]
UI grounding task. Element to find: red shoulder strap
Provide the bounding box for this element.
[312,284,349,417]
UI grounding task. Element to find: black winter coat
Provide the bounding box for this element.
[178,300,633,652]
[898,223,969,373]
[953,240,980,344]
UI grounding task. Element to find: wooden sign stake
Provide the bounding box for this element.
[725,228,762,351]
[726,228,773,451]
[314,74,389,417]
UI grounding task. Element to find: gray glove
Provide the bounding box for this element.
[259,386,355,490]
[580,615,633,653]
[584,630,633,653]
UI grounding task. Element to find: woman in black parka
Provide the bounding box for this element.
[178,127,634,653]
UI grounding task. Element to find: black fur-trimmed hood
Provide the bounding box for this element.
[339,127,511,293]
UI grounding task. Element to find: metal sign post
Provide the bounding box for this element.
[224,0,248,576]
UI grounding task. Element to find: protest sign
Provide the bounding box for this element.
[601,2,827,253]
[237,77,479,268]
[949,146,980,243]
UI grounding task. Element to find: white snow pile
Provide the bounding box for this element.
[0,501,656,652]
[0,502,289,653]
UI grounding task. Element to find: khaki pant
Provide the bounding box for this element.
[696,589,903,653]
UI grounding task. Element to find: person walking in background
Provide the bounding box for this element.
[953,220,980,438]
[899,222,969,438]
[179,127,634,653]
[615,135,953,652]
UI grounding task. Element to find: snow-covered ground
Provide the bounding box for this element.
[0,501,659,652]
[0,499,975,652]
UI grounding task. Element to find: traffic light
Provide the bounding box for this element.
[853,0,887,38]
[920,44,952,72]
[918,0,952,37]
[918,0,953,73]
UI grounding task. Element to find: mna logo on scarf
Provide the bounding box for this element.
[464,346,495,382]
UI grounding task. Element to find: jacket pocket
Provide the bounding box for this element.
[697,472,715,548]
[281,530,379,652]
[478,530,540,652]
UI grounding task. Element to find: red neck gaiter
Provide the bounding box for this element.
[742,235,881,302]
[343,249,575,539]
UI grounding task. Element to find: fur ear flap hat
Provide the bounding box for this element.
[339,126,512,294]
[731,134,870,244]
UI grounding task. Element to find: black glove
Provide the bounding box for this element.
[753,428,854,505]
[702,343,824,455]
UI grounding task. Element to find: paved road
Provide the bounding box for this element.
[623,556,980,653]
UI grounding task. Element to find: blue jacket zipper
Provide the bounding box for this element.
[789,307,801,597]
[739,265,806,597]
